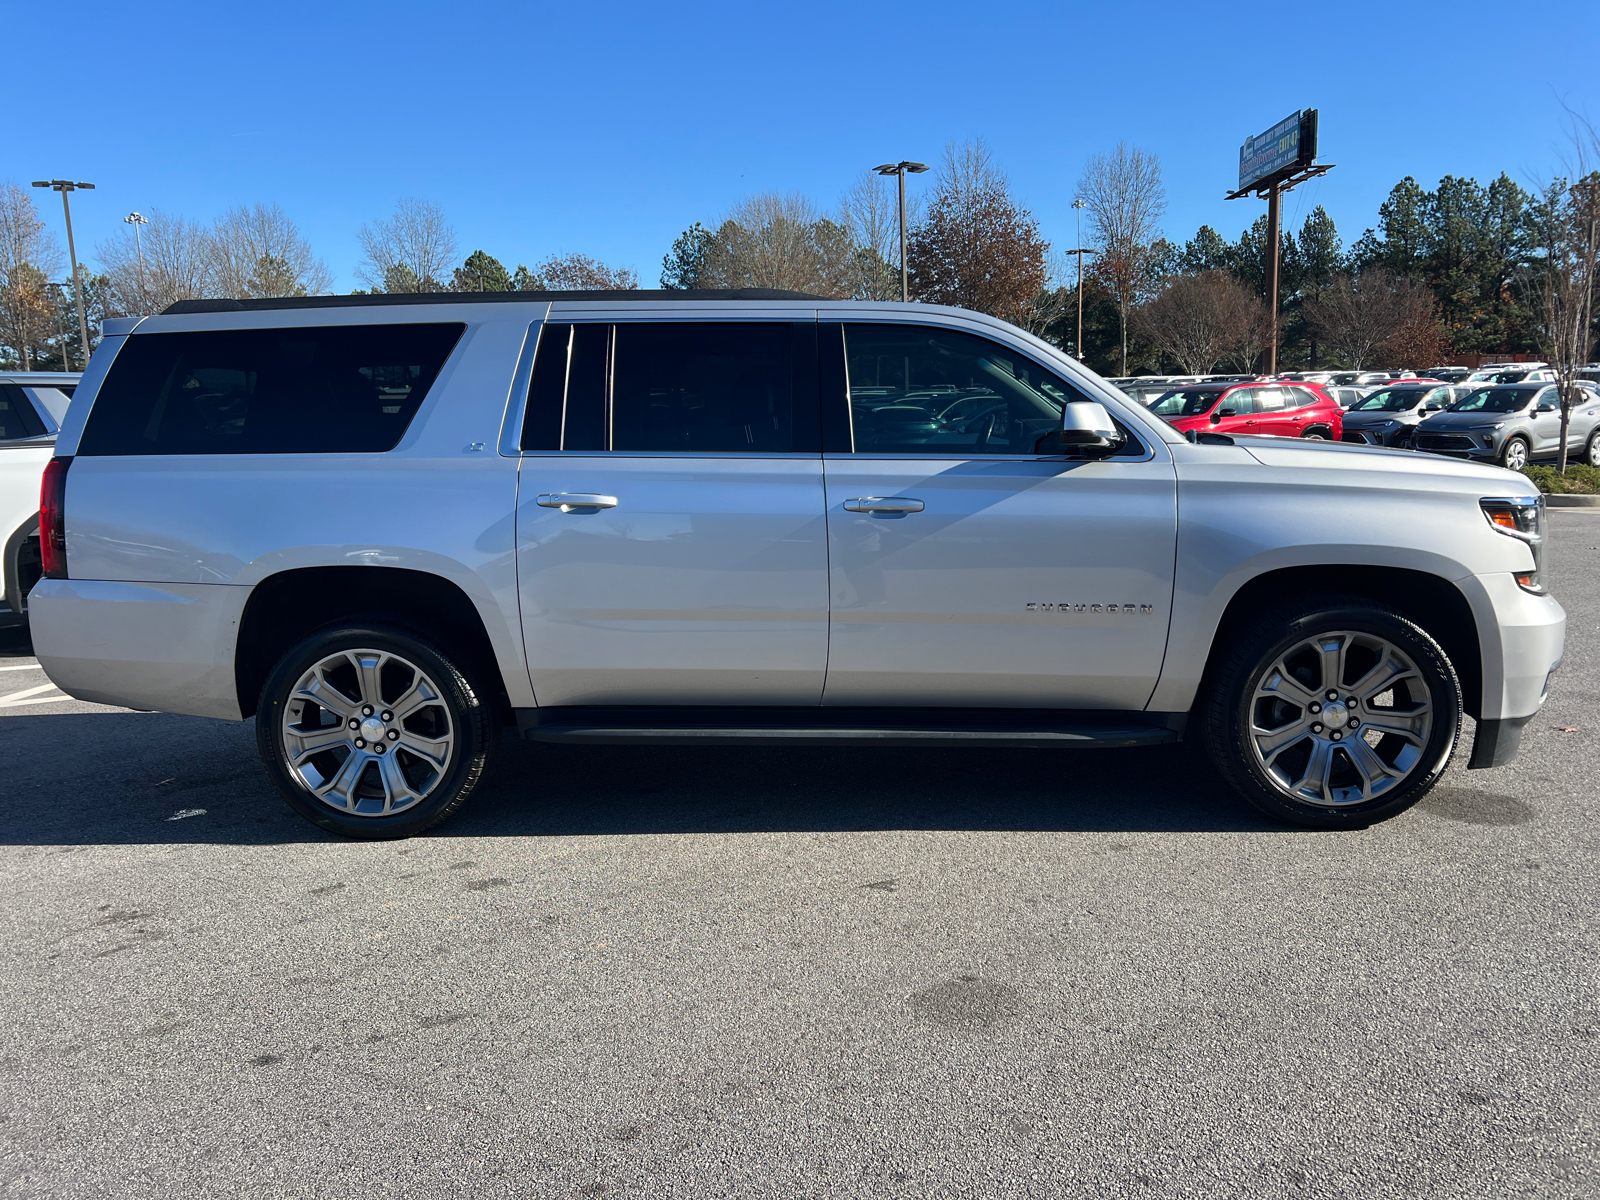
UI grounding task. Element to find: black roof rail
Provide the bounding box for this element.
[161,288,824,315]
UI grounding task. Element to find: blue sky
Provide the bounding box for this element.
[15,0,1599,291]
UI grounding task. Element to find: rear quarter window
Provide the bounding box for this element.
[0,385,48,440]
[77,323,464,455]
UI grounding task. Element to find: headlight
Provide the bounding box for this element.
[1377,419,1399,428]
[1481,496,1547,594]
[1470,422,1507,431]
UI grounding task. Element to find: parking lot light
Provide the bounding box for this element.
[33,180,96,363]
[874,161,930,303]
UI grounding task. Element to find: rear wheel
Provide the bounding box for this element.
[1301,426,1331,440]
[1499,436,1530,471]
[1202,595,1461,828]
[256,624,494,839]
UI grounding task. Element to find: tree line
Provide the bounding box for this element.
[1,126,1595,382]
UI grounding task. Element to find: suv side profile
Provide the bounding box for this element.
[1147,381,1343,440]
[30,293,1563,838]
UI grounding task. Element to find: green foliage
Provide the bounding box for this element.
[660,222,714,289]
[1177,225,1231,273]
[1524,463,1600,493]
[511,264,536,291]
[452,250,512,293]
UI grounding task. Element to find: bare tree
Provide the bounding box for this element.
[98,208,211,314]
[1135,271,1262,375]
[357,199,457,293]
[1304,267,1432,370]
[0,182,63,367]
[907,139,1049,325]
[1078,143,1167,373]
[839,170,916,300]
[525,253,639,290]
[1521,116,1600,471]
[701,193,854,296]
[208,203,332,299]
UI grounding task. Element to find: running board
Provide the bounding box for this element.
[514,707,1184,749]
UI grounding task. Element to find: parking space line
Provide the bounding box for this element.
[0,663,42,672]
[0,683,64,707]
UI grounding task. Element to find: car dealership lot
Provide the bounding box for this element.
[0,518,1596,1200]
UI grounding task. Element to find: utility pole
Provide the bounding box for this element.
[873,161,930,302]
[124,212,150,314]
[1265,181,1282,375]
[33,180,95,362]
[1070,198,1096,360]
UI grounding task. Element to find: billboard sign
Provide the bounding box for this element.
[1238,111,1308,192]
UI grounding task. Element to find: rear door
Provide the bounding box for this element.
[514,319,830,706]
[1210,386,1257,435]
[819,320,1177,710]
[1250,386,1298,436]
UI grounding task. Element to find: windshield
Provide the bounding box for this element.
[1149,387,1226,417]
[1448,387,1534,414]
[1350,387,1433,413]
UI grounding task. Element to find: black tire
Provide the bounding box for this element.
[1499,435,1530,471]
[1301,426,1331,440]
[1585,428,1600,468]
[255,624,494,839]
[1201,594,1462,828]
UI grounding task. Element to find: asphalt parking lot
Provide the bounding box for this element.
[0,516,1596,1200]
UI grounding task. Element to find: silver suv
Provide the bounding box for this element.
[29,292,1565,837]
[1413,382,1600,469]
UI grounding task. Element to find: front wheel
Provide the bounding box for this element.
[1584,427,1600,468]
[256,625,494,838]
[1201,596,1462,828]
[1499,436,1530,471]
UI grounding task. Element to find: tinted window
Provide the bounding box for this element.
[612,323,793,452]
[1351,387,1428,412]
[523,322,808,454]
[845,324,1088,455]
[1253,387,1289,412]
[0,385,47,440]
[79,324,463,455]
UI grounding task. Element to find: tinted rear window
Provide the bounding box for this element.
[78,324,464,455]
[0,385,47,440]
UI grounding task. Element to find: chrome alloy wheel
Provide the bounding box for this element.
[1248,630,1434,807]
[280,649,455,817]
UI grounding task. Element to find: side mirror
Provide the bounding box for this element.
[1537,402,1558,413]
[1214,408,1237,421]
[1037,400,1122,456]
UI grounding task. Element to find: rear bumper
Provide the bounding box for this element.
[29,578,248,719]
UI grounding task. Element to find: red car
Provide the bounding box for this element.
[1146,381,1344,440]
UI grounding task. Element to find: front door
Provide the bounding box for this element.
[515,320,829,706]
[1528,386,1563,456]
[820,322,1177,710]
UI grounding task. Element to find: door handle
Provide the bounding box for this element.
[536,493,618,511]
[843,497,925,513]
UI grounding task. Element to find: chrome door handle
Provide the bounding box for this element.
[536,493,618,511]
[843,497,925,513]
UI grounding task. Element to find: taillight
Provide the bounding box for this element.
[40,456,71,580]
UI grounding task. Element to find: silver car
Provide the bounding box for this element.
[1340,383,1462,447]
[26,293,1565,837]
[1413,382,1600,469]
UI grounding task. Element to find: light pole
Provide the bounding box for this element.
[1070,198,1097,361]
[33,180,95,363]
[124,211,150,314]
[873,161,929,302]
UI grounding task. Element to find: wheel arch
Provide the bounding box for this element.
[234,566,512,720]
[3,512,41,618]
[1196,564,1484,720]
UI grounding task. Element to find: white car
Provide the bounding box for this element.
[28,295,1565,838]
[1,373,78,622]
